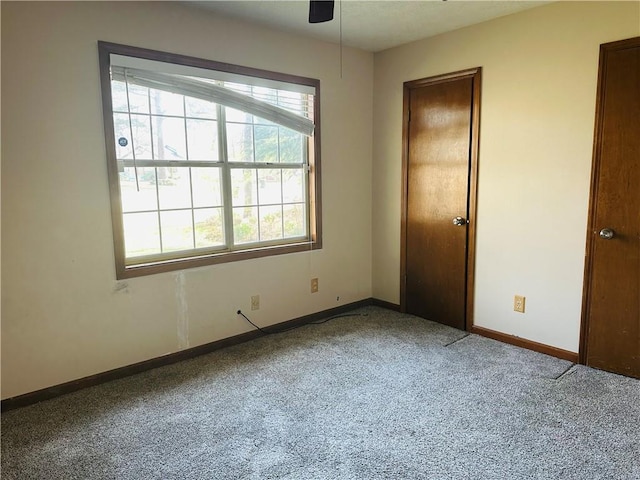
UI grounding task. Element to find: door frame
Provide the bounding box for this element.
[579,36,640,364]
[400,67,482,330]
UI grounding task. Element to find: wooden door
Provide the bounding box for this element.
[401,69,481,330]
[581,37,640,378]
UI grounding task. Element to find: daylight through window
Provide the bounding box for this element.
[99,43,321,278]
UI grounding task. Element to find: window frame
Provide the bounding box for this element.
[98,41,322,279]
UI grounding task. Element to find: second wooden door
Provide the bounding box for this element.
[402,69,480,330]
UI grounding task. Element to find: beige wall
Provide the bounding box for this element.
[1,1,373,399]
[3,0,639,400]
[372,2,639,352]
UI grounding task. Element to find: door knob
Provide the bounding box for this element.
[599,228,615,240]
[452,216,467,226]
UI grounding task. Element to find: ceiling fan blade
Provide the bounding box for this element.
[309,0,334,23]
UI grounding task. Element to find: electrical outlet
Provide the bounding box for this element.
[311,278,319,293]
[251,295,260,311]
[514,295,525,313]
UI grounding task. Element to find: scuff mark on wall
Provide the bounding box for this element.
[176,272,189,349]
[113,281,129,294]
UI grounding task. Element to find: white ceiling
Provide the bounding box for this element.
[187,0,549,52]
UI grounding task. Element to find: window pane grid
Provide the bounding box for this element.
[118,160,224,169]
[217,105,235,248]
[154,168,164,253]
[115,76,233,258]
[114,109,220,122]
[225,110,305,165]
[123,233,307,266]
[147,91,164,254]
[183,98,197,251]
[107,53,316,270]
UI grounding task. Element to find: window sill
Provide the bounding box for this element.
[117,239,322,279]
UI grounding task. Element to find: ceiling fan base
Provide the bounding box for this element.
[309,0,335,23]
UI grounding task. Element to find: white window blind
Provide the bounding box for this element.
[111,66,315,136]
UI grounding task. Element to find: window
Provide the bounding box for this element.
[98,42,321,278]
